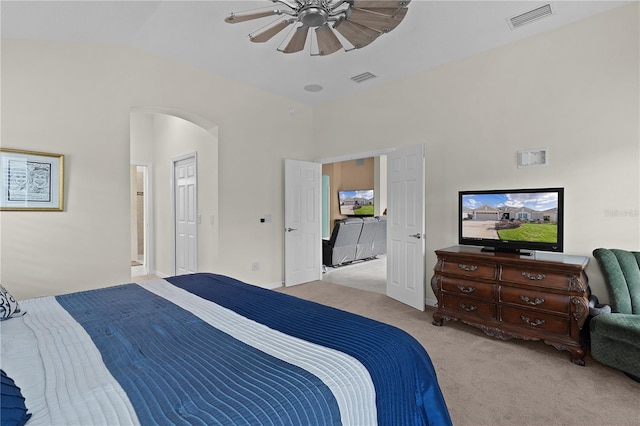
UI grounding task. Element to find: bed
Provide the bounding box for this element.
[1,273,451,426]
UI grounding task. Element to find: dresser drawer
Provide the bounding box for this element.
[500,307,569,335]
[500,266,575,290]
[442,278,495,300]
[441,260,497,280]
[441,294,496,321]
[500,286,570,315]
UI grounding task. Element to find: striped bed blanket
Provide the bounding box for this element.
[0,273,451,425]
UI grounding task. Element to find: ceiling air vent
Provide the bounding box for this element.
[508,4,554,30]
[351,72,376,83]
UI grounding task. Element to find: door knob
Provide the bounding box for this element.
[286,227,298,232]
[409,233,423,239]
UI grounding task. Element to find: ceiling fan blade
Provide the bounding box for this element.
[250,20,292,43]
[359,8,405,18]
[348,7,407,33]
[352,0,411,9]
[334,20,380,49]
[315,24,343,56]
[225,10,278,23]
[279,26,309,54]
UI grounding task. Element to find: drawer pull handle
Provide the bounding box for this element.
[459,303,478,312]
[520,295,545,306]
[521,271,546,281]
[520,315,545,327]
[458,264,479,272]
[457,285,476,294]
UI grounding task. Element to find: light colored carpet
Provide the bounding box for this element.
[277,281,639,426]
[322,255,386,294]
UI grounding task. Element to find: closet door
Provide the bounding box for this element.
[174,155,197,275]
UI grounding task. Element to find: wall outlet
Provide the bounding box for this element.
[251,261,260,271]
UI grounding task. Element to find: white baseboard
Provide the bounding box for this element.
[260,282,284,290]
[425,297,438,308]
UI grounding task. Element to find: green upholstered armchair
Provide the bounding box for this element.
[590,248,640,381]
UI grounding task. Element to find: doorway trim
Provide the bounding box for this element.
[317,148,395,165]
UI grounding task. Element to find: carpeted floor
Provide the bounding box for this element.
[277,280,639,426]
[321,255,386,294]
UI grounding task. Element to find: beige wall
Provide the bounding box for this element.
[1,40,313,299]
[1,4,637,305]
[311,4,640,303]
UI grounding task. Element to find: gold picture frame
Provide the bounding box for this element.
[0,148,64,211]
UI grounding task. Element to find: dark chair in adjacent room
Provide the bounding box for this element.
[322,217,363,267]
[589,248,640,381]
[371,216,387,257]
[356,217,379,261]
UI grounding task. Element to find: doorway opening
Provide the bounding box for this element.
[284,145,425,309]
[131,164,150,277]
[130,108,219,279]
[320,153,389,295]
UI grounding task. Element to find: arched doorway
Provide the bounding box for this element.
[130,108,219,277]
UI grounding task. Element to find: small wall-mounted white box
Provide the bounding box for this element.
[517,148,549,168]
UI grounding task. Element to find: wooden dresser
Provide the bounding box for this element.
[431,246,590,365]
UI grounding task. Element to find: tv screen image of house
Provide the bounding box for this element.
[459,188,564,252]
[338,189,374,216]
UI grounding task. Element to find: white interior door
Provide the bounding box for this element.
[174,155,197,275]
[284,159,322,286]
[387,145,426,311]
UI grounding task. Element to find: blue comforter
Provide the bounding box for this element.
[56,273,450,426]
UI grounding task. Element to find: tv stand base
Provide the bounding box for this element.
[480,246,532,256]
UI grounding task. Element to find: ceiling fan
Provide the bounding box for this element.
[225,0,411,56]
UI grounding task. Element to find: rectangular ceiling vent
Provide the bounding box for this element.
[508,4,554,30]
[351,72,376,83]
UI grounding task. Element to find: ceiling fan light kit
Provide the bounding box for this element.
[225,0,411,56]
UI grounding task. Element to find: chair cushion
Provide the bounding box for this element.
[593,249,640,314]
[323,218,363,266]
[590,313,640,378]
[590,313,640,348]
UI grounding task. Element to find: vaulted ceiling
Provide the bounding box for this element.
[1,1,631,105]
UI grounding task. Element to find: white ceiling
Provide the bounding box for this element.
[1,1,631,105]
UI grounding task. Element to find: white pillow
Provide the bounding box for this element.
[0,285,25,320]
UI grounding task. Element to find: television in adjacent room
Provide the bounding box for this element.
[338,189,374,216]
[459,187,564,254]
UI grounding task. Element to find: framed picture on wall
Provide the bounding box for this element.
[0,148,64,211]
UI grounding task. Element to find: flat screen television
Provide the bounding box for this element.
[459,187,564,254]
[338,189,374,216]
